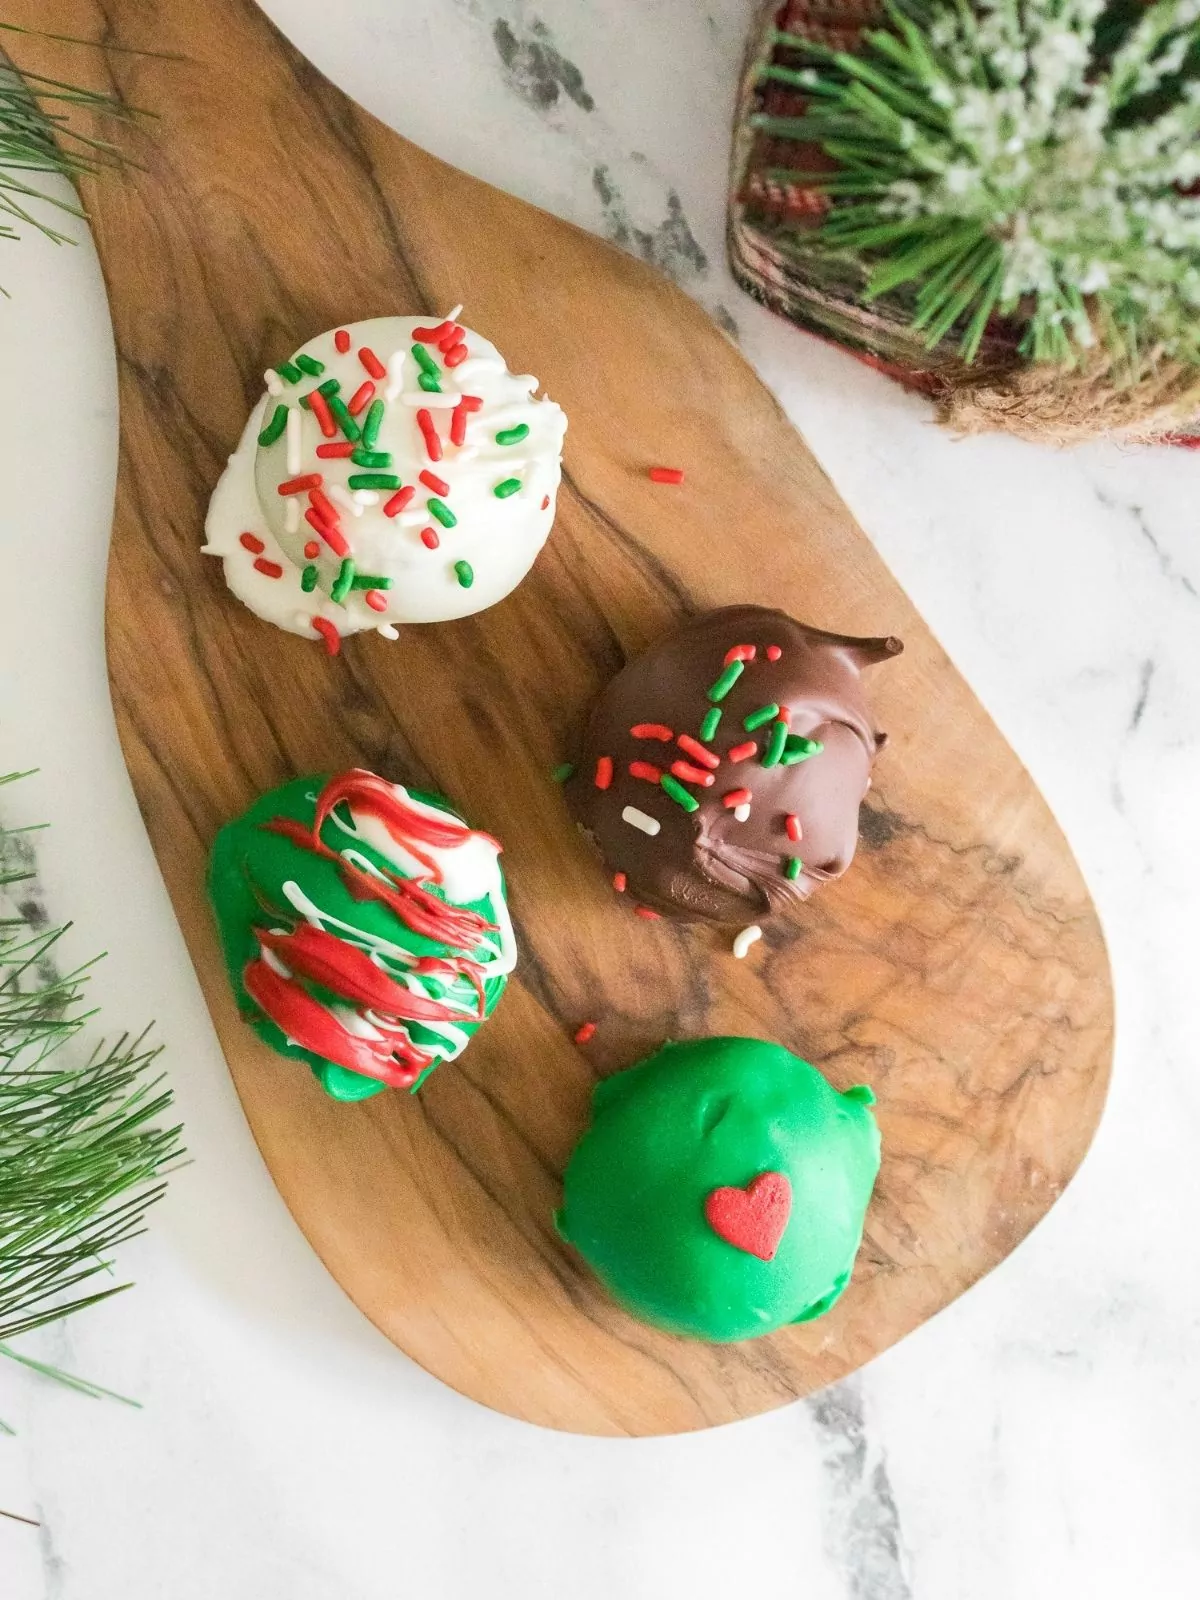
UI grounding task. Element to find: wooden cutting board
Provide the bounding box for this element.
[7,0,1113,1436]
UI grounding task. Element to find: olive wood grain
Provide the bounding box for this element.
[6,0,1113,1435]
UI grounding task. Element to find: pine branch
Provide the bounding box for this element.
[754,0,1200,368]
[0,772,184,1427]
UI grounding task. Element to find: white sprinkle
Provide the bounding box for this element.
[399,391,459,408]
[456,445,479,461]
[622,806,660,837]
[285,406,302,474]
[353,490,380,507]
[732,925,762,960]
[452,357,504,381]
[733,803,751,822]
[398,510,427,527]
[264,369,284,396]
[385,349,407,402]
[443,303,464,322]
[284,497,301,534]
[377,623,400,640]
[330,484,365,518]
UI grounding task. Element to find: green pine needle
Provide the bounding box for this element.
[0,772,184,1428]
[755,0,1200,369]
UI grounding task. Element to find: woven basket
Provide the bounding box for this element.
[728,0,1200,445]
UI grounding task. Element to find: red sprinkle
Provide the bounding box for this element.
[413,320,458,343]
[541,495,550,510]
[305,508,349,556]
[437,324,464,352]
[239,532,265,554]
[420,527,440,549]
[671,760,716,788]
[631,723,674,741]
[612,872,627,893]
[634,907,662,920]
[384,485,417,517]
[359,347,386,379]
[416,409,442,462]
[347,381,376,417]
[775,707,791,726]
[594,756,614,790]
[723,788,752,808]
[309,487,339,526]
[629,761,663,783]
[420,469,450,495]
[253,557,283,579]
[766,644,783,662]
[308,389,337,438]
[364,590,389,612]
[450,405,469,447]
[648,466,684,484]
[458,394,484,411]
[334,329,351,353]
[786,814,803,843]
[573,1022,598,1046]
[316,441,357,458]
[677,733,720,769]
[312,617,341,655]
[304,540,321,559]
[444,342,469,368]
[728,741,758,762]
[723,643,757,666]
[278,473,322,495]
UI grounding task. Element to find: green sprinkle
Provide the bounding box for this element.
[351,449,393,468]
[347,473,401,490]
[428,497,457,528]
[762,719,789,768]
[411,343,441,379]
[331,558,356,604]
[552,762,575,783]
[257,405,288,447]
[743,702,780,731]
[361,398,386,450]
[781,736,825,766]
[350,573,393,590]
[699,706,722,742]
[274,361,302,383]
[318,378,341,397]
[496,424,530,446]
[785,856,803,881]
[494,478,522,498]
[660,774,700,813]
[328,396,361,441]
[707,660,745,702]
[295,353,325,377]
[454,560,474,589]
[418,372,443,392]
[300,564,319,593]
[422,978,447,999]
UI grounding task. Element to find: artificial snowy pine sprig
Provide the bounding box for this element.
[0,772,182,1421]
[755,0,1200,365]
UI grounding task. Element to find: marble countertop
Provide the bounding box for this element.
[2,2,1198,1595]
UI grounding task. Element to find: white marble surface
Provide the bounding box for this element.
[2,2,1199,1595]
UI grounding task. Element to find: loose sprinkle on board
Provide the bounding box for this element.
[676,734,720,770]
[707,660,745,702]
[648,466,684,484]
[631,723,674,741]
[728,740,757,762]
[612,872,627,892]
[629,761,663,783]
[573,1022,598,1046]
[700,706,722,742]
[454,560,474,588]
[623,806,661,837]
[634,906,662,920]
[743,703,780,731]
[732,925,762,959]
[312,617,340,655]
[552,763,575,783]
[660,774,700,813]
[594,756,614,790]
[722,788,752,809]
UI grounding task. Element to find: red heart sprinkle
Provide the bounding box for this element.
[704,1172,792,1261]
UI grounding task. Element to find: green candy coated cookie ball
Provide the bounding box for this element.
[557,1037,880,1342]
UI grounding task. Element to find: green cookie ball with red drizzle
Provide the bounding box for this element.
[208,769,515,1101]
[556,1037,880,1342]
